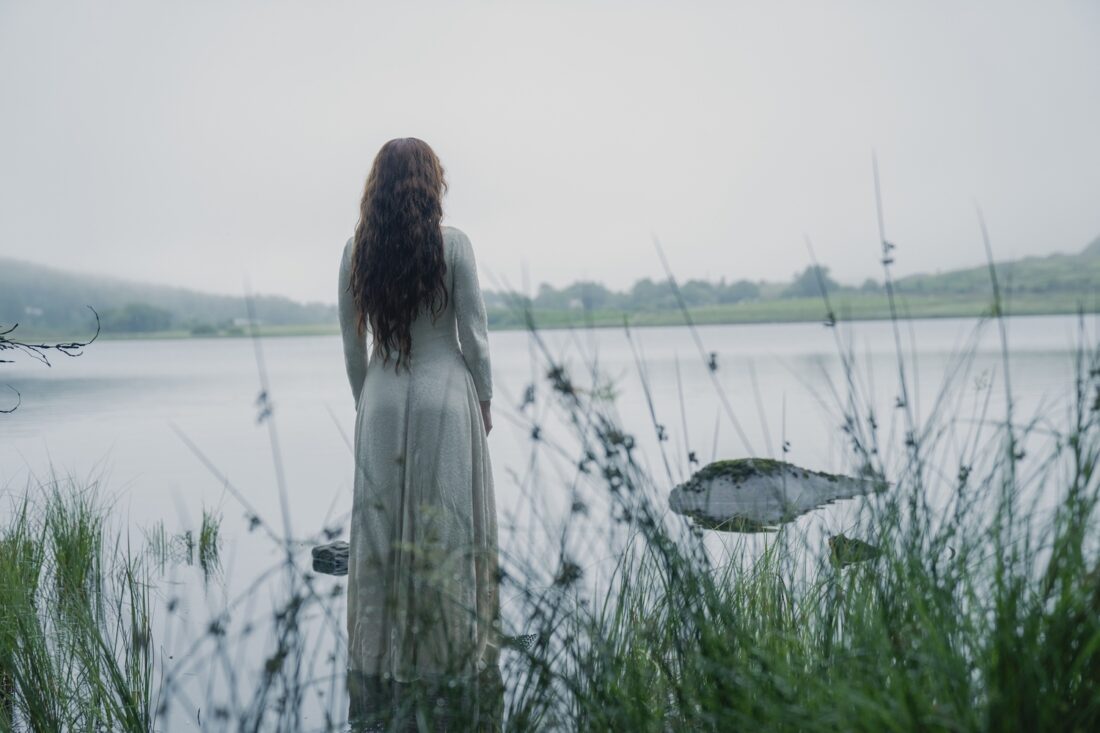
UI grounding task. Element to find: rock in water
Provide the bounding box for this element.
[668,459,882,532]
[311,540,349,576]
[828,534,881,568]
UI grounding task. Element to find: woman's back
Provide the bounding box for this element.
[338,225,492,405]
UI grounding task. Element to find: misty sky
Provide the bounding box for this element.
[2,1,1098,304]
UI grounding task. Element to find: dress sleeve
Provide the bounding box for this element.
[338,237,368,406]
[452,229,493,402]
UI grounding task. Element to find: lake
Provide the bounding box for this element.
[1,314,1095,728]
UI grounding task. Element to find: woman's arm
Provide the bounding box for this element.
[452,229,493,432]
[337,238,368,407]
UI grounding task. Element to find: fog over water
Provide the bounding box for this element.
[2,1,1099,303]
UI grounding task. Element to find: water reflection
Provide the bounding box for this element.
[346,666,503,732]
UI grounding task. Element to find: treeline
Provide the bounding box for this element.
[1,257,336,335]
[485,236,1100,314]
[484,265,879,312]
[94,303,253,336]
[485,277,763,312]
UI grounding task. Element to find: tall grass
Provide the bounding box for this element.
[0,480,155,732]
[198,506,221,579]
[488,309,1100,731]
[143,507,222,581]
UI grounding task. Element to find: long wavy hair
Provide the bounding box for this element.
[349,137,449,368]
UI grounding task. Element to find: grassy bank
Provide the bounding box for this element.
[492,291,1100,329]
[93,322,341,341]
[12,291,1100,344]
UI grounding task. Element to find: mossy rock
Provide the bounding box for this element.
[669,459,884,533]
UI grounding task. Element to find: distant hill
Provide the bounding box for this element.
[1083,234,1100,258]
[892,236,1100,297]
[0,257,336,336]
[3,235,1096,338]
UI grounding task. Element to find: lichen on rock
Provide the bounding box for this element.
[669,459,883,533]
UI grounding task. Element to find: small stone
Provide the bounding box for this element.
[311,540,349,576]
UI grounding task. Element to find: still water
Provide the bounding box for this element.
[0,314,1095,727]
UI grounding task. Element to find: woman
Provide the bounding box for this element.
[338,138,501,730]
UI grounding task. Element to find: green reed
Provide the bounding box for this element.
[488,307,1100,731]
[0,479,155,732]
[198,506,222,579]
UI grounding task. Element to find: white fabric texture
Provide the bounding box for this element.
[338,225,500,683]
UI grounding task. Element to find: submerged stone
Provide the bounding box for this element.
[668,458,883,532]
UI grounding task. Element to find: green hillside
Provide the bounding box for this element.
[0,257,336,338]
[3,235,1097,340]
[894,236,1100,296]
[485,235,1100,328]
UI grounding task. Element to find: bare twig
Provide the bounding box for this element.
[0,306,100,412]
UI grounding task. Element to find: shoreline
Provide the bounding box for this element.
[16,296,1098,342]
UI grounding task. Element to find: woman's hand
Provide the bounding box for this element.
[480,400,492,436]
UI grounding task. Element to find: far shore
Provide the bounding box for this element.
[15,292,1098,343]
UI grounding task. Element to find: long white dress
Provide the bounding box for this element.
[338,225,500,685]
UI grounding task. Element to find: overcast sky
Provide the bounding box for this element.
[2,1,1098,303]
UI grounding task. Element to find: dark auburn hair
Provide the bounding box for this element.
[349,137,449,368]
